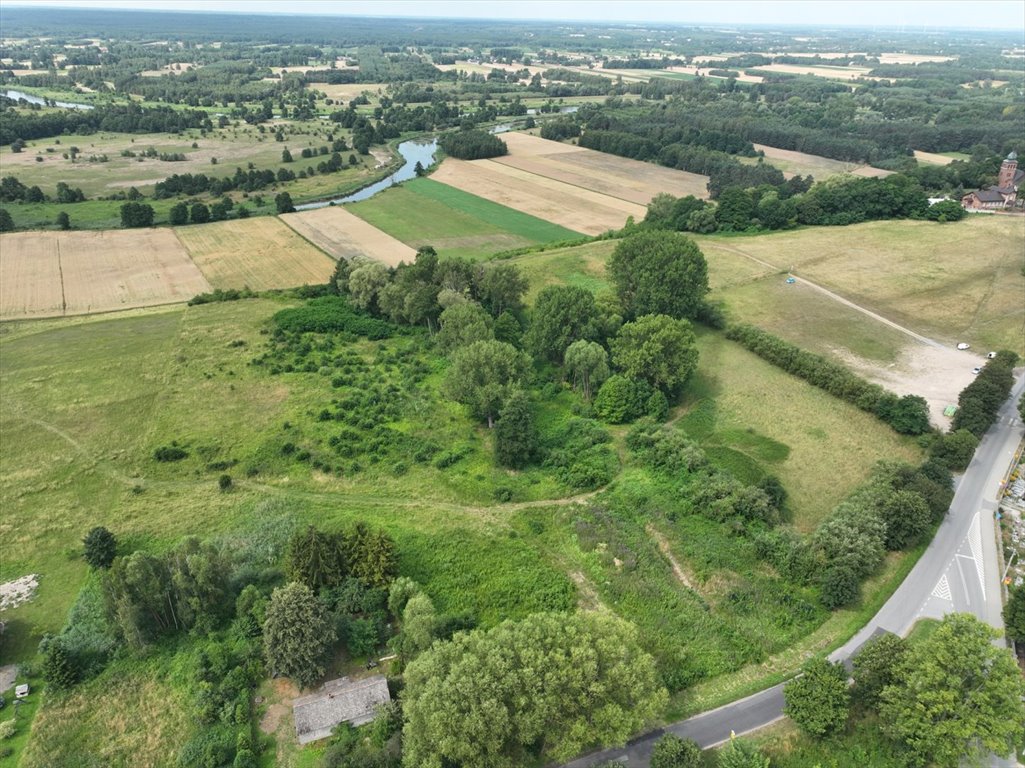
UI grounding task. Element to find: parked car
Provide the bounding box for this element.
[957,342,971,350]
[785,277,796,284]
[987,351,997,359]
[972,367,982,374]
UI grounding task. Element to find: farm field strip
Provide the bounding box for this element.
[175,217,336,290]
[0,229,211,319]
[492,132,710,203]
[431,158,645,235]
[749,143,893,180]
[695,217,1025,355]
[751,62,878,80]
[280,206,417,267]
[913,149,957,166]
[345,178,581,260]
[0,233,63,318]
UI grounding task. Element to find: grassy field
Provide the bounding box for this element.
[0,218,934,764]
[2,124,377,200]
[175,217,336,290]
[694,217,1025,356]
[682,332,919,531]
[347,177,582,260]
[1,122,393,230]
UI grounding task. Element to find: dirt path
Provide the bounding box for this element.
[646,524,698,592]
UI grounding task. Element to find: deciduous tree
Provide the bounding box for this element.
[611,314,698,395]
[525,285,599,362]
[564,340,610,401]
[851,633,907,708]
[495,389,538,468]
[783,658,850,737]
[1004,586,1025,645]
[402,612,666,767]
[607,230,709,319]
[651,733,702,768]
[879,613,1025,766]
[444,340,530,427]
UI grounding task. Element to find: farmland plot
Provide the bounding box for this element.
[0,229,210,319]
[492,132,710,203]
[431,158,646,235]
[176,217,335,290]
[281,206,417,267]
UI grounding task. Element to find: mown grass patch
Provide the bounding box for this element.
[695,217,1025,356]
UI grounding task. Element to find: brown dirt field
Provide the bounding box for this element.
[913,150,956,166]
[280,206,417,268]
[0,229,210,319]
[878,53,956,64]
[492,132,709,203]
[431,158,646,236]
[849,166,895,178]
[176,217,335,290]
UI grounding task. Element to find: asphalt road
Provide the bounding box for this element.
[565,373,1025,768]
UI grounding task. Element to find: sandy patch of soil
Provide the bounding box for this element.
[1,574,39,611]
[836,342,986,429]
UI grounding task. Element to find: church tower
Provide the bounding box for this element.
[998,151,1018,189]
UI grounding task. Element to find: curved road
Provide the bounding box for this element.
[566,374,1025,768]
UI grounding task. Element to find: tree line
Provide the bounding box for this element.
[0,102,210,145]
[725,324,931,435]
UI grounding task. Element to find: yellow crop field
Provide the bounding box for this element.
[175,217,335,290]
[0,229,210,319]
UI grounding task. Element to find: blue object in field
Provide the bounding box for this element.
[785,277,796,284]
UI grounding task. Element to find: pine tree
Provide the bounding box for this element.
[263,582,336,689]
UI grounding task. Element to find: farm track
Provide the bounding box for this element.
[707,242,946,349]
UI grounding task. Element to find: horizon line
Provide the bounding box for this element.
[1,4,1023,34]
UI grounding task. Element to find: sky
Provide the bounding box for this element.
[4,0,1025,32]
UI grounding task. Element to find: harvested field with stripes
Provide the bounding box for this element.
[281,206,417,267]
[492,132,710,203]
[176,217,335,290]
[432,157,645,235]
[0,229,210,319]
[749,143,892,180]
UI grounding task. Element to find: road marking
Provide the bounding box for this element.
[954,556,971,608]
[967,512,985,585]
[931,574,952,602]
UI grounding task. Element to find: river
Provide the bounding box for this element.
[295,138,438,210]
[2,88,94,110]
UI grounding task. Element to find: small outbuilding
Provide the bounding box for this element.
[293,674,390,745]
[15,684,29,699]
